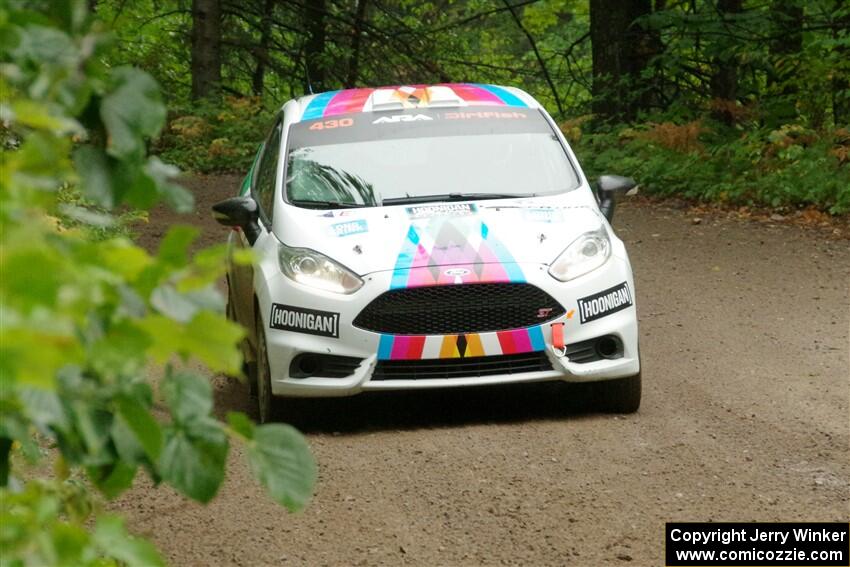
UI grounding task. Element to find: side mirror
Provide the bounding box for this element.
[212,196,261,245]
[597,174,636,223]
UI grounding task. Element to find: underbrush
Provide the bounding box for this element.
[155,97,272,173]
[572,119,850,214]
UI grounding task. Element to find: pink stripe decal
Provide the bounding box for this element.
[386,335,428,360]
[511,329,533,353]
[390,335,411,360]
[323,88,373,116]
[446,84,504,105]
[497,329,534,355]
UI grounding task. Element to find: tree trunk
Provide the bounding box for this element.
[252,0,275,96]
[345,0,369,88]
[589,0,654,122]
[833,1,850,126]
[304,0,326,93]
[191,0,222,100]
[709,0,742,125]
[768,0,803,125]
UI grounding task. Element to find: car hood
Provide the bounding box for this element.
[275,192,605,282]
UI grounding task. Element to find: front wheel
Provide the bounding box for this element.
[254,312,280,423]
[596,372,641,413]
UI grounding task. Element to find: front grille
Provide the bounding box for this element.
[353,283,565,335]
[371,351,553,380]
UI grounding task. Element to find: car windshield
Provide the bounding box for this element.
[285,106,579,208]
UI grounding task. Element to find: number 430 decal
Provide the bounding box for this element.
[309,118,353,130]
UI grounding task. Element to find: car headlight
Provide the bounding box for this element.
[548,227,611,282]
[278,244,363,294]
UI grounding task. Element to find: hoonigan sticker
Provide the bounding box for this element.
[577,282,633,324]
[406,203,477,219]
[270,303,340,338]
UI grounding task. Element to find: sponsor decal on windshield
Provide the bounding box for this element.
[270,303,340,338]
[444,111,528,120]
[406,203,477,219]
[330,219,368,237]
[372,114,433,124]
[577,282,633,324]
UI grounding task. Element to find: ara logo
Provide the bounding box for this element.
[372,114,434,124]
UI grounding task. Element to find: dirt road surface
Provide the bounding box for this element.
[117,175,850,566]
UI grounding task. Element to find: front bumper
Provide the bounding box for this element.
[258,256,639,398]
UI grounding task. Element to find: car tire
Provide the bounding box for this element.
[596,372,641,413]
[254,310,280,423]
[226,279,258,396]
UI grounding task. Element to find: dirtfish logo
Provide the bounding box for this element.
[372,114,434,124]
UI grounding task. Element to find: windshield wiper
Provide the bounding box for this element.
[289,199,369,210]
[381,193,531,206]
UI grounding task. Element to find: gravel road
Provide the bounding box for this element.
[116,174,850,566]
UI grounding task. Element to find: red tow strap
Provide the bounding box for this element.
[551,322,565,350]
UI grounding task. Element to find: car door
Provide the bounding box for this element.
[228,115,283,346]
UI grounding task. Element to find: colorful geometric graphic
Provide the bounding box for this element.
[377,326,547,361]
[389,216,525,289]
[300,83,529,121]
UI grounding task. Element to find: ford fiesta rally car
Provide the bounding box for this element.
[213,84,641,422]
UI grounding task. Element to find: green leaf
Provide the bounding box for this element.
[19,388,69,431]
[100,67,166,161]
[246,423,316,512]
[150,284,223,323]
[93,515,165,567]
[91,460,137,499]
[160,371,213,424]
[226,411,254,440]
[157,225,199,267]
[116,397,162,462]
[159,419,228,503]
[145,156,193,213]
[72,146,114,208]
[89,321,151,376]
[140,313,244,374]
[184,311,244,374]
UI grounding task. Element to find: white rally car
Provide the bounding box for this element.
[213,84,640,422]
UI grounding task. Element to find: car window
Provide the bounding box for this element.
[285,107,579,207]
[253,120,282,222]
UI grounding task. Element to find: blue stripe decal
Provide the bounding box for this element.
[390,225,419,289]
[378,335,394,360]
[481,222,526,283]
[528,326,546,351]
[474,84,527,108]
[301,91,339,120]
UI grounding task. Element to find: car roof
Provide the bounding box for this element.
[291,83,540,122]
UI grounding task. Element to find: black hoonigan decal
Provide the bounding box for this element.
[578,282,633,324]
[269,303,340,338]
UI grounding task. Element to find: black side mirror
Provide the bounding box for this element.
[212,196,261,245]
[597,174,636,223]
